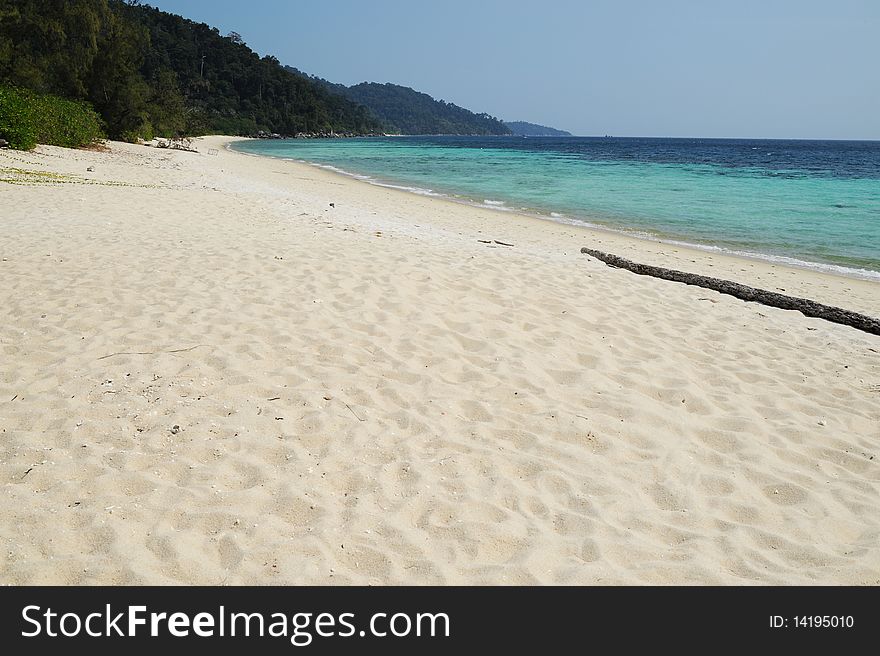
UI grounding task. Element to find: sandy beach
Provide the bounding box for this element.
[1,136,878,585]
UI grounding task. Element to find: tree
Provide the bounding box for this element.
[87,5,150,138]
[0,0,385,140]
[0,0,109,98]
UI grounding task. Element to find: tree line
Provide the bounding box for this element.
[0,0,384,141]
[308,75,512,136]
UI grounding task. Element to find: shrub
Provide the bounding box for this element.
[0,86,105,150]
[138,121,155,142]
[0,86,38,149]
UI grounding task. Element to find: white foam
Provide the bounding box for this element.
[531,213,880,281]
[372,181,443,197]
[481,200,512,211]
[661,240,880,282]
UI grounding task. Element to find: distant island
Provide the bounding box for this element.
[505,121,573,137]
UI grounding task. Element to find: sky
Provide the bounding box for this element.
[149,0,879,139]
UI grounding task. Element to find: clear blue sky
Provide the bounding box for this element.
[149,0,879,139]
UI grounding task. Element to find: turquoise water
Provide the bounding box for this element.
[233,136,880,280]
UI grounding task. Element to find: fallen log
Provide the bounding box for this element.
[580,247,880,336]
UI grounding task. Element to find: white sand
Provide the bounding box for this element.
[1,136,878,585]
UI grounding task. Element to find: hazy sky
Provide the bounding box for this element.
[150,0,879,139]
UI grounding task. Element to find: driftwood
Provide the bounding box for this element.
[155,137,198,153]
[580,247,880,336]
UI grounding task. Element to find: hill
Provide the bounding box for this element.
[0,0,383,141]
[300,73,510,136]
[505,121,572,137]
[1,1,520,142]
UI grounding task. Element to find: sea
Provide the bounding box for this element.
[232,136,880,280]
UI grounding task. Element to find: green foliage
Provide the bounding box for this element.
[0,85,37,149]
[0,85,104,150]
[505,121,572,137]
[87,4,151,140]
[0,0,109,98]
[129,5,383,136]
[0,0,384,140]
[0,0,507,141]
[306,78,511,136]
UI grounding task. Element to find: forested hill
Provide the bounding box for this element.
[505,121,572,137]
[1,1,513,141]
[299,73,511,136]
[0,0,383,140]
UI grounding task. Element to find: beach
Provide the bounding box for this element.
[1,135,878,584]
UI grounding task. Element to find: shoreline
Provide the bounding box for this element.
[229,137,880,285]
[225,136,880,317]
[2,136,878,585]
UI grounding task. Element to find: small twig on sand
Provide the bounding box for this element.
[97,345,205,360]
[344,403,366,422]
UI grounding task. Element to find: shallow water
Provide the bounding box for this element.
[234,136,880,279]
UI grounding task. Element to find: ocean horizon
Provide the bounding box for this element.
[234,136,880,281]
